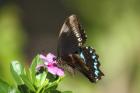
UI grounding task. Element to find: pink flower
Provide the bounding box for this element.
[37,53,64,76]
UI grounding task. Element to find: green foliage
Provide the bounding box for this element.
[30,55,43,83]
[0,55,72,93]
[10,61,24,85]
[0,78,20,93]
[0,79,10,93]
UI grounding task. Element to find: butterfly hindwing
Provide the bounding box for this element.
[77,46,104,82]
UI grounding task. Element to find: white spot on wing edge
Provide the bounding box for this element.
[78,38,82,41]
[86,46,88,49]
[78,43,82,46]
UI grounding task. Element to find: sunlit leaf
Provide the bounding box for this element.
[35,71,47,87]
[30,55,43,83]
[10,61,23,85]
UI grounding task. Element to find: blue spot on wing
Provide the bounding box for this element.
[92,55,96,59]
[94,62,98,65]
[91,51,100,77]
[80,52,86,64]
[94,65,97,69]
[95,70,99,76]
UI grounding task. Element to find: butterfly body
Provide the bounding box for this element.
[57,14,104,83]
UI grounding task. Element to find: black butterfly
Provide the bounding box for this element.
[57,14,104,83]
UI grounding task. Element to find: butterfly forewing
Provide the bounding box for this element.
[58,15,87,57]
[67,15,87,45]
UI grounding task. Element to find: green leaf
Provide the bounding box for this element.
[0,79,20,93]
[0,79,10,93]
[20,74,36,92]
[9,86,20,93]
[35,72,47,87]
[36,79,49,93]
[10,61,23,85]
[30,55,42,83]
[46,84,58,91]
[46,77,62,90]
[24,68,33,84]
[11,61,36,92]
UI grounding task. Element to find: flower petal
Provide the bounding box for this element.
[46,53,56,63]
[40,54,48,63]
[48,66,64,76]
[48,66,57,75]
[56,68,64,76]
[39,53,64,76]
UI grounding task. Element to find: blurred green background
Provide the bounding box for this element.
[0,0,140,93]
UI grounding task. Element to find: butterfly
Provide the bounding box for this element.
[57,14,104,83]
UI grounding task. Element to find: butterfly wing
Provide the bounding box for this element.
[76,46,104,82]
[57,14,104,83]
[57,14,87,58]
[60,46,104,83]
